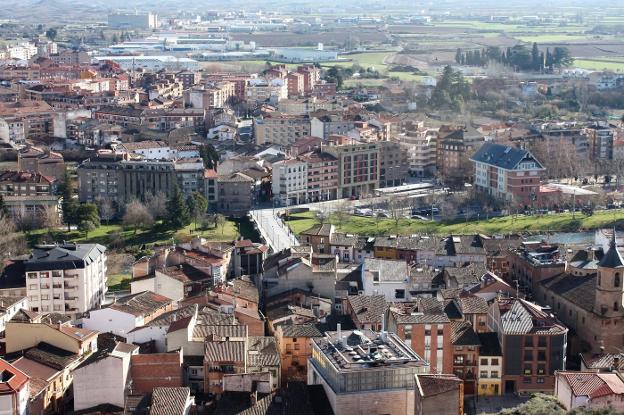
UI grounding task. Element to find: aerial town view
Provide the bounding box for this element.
[3,0,624,413]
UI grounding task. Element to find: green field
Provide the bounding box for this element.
[286,209,624,237]
[28,219,241,250]
[574,59,624,71]
[107,273,131,291]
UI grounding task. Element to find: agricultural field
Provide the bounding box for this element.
[574,59,624,71]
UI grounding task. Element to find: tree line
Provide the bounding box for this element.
[455,43,573,71]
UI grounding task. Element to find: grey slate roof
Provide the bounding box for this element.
[540,273,596,313]
[247,336,280,367]
[26,243,106,271]
[470,142,544,171]
[599,232,624,269]
[450,320,481,346]
[347,295,387,325]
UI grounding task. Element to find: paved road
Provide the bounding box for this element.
[250,207,299,252]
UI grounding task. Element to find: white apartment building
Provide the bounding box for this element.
[25,244,107,316]
[396,126,438,177]
[246,78,288,104]
[272,158,308,206]
[7,43,37,60]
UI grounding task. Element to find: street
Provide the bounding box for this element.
[250,207,300,252]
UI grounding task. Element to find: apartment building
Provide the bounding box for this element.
[584,124,614,161]
[186,82,236,109]
[272,158,308,206]
[246,79,288,104]
[254,113,311,146]
[216,172,255,217]
[388,299,454,375]
[487,297,567,394]
[471,142,545,206]
[0,101,56,144]
[24,243,107,316]
[274,324,322,384]
[299,150,338,202]
[94,106,144,128]
[297,65,321,93]
[310,113,356,139]
[0,171,55,197]
[308,328,429,415]
[397,121,438,177]
[77,152,208,204]
[379,140,409,187]
[287,72,305,97]
[325,138,380,198]
[17,146,65,182]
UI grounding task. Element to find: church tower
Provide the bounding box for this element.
[594,230,624,318]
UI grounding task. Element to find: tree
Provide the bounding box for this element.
[0,194,8,217]
[41,205,60,233]
[122,200,154,234]
[187,192,208,231]
[214,214,227,235]
[112,33,119,43]
[96,197,116,225]
[60,168,78,231]
[145,191,168,220]
[455,48,462,64]
[552,47,573,68]
[531,42,541,71]
[75,203,100,232]
[0,214,27,273]
[166,186,191,229]
[199,144,220,169]
[78,220,96,237]
[45,28,57,41]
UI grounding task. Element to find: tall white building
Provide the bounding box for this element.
[272,158,308,206]
[25,243,107,316]
[108,12,158,29]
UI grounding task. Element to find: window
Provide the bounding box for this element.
[616,273,621,287]
[537,377,545,384]
[524,337,533,347]
[537,351,546,361]
[480,358,488,365]
[491,358,499,365]
[538,337,547,348]
[395,289,405,299]
[404,325,412,340]
[615,302,619,312]
[523,350,533,361]
[537,364,546,375]
[491,371,499,378]
[523,365,532,375]
[480,371,488,378]
[523,377,532,384]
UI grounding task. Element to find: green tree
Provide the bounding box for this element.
[531,42,540,71]
[60,168,78,231]
[75,203,100,229]
[552,47,573,67]
[45,28,57,41]
[166,186,191,229]
[455,48,462,64]
[199,144,219,169]
[187,192,208,231]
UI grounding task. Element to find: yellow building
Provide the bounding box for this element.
[477,332,502,396]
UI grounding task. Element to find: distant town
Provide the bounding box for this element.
[2,2,624,415]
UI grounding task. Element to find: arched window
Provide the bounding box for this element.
[616,273,621,288]
[615,302,619,312]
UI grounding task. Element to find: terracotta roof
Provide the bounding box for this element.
[0,359,29,394]
[347,295,387,325]
[150,387,191,415]
[458,293,489,315]
[160,264,211,283]
[450,320,480,346]
[57,324,98,342]
[416,374,462,398]
[279,324,322,338]
[12,357,59,399]
[108,291,172,317]
[0,170,55,185]
[558,372,624,400]
[247,336,280,368]
[204,341,246,363]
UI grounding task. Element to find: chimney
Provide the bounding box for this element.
[614,356,620,371]
[250,390,257,406]
[381,313,385,332]
[337,323,342,343]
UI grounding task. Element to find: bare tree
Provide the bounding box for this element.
[97,197,116,225]
[0,214,27,273]
[331,201,349,229]
[214,214,227,235]
[145,191,168,221]
[41,205,60,233]
[122,200,154,234]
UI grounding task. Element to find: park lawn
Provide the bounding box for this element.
[574,59,624,72]
[285,209,624,237]
[28,219,241,250]
[107,273,131,292]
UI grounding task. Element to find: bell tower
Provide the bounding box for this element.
[594,230,624,318]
